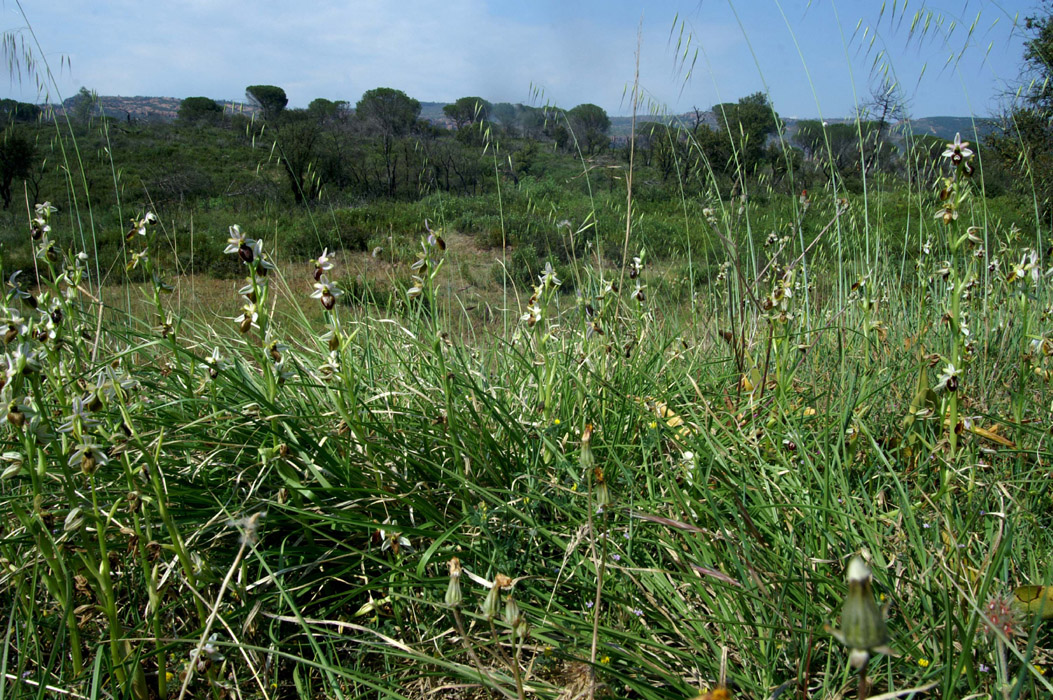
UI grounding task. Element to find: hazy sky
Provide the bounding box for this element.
[0,0,1038,118]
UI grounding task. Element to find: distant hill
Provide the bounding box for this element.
[419,101,454,127]
[612,112,997,144]
[51,94,454,126]
[47,95,997,143]
[900,116,997,141]
[55,94,257,122]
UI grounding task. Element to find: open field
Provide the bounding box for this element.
[2,139,1053,699]
[3,5,1053,698]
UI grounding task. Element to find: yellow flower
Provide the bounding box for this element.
[918,658,930,668]
[554,418,561,425]
[599,655,610,665]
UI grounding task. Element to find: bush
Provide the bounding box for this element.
[329,204,428,253]
[336,274,392,309]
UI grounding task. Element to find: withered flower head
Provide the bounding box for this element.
[481,573,512,619]
[444,557,463,607]
[828,556,890,669]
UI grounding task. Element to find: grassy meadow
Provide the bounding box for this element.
[3,12,1053,700]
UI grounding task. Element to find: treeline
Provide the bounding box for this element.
[0,80,1028,229]
[632,89,994,198]
[0,98,44,208]
[186,84,962,205]
[172,85,616,205]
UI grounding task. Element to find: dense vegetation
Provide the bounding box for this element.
[0,78,1031,299]
[2,5,1053,700]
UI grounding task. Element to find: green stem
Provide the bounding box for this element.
[88,475,148,698]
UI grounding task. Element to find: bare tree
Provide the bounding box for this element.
[862,79,910,174]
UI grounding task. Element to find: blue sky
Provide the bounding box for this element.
[0,0,1039,118]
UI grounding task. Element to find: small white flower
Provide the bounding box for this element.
[130,212,156,237]
[274,358,296,384]
[539,261,561,288]
[934,363,960,393]
[311,276,344,301]
[202,633,225,662]
[315,248,334,273]
[235,301,259,332]
[942,133,973,161]
[6,271,30,301]
[257,256,276,274]
[318,350,341,379]
[34,202,56,217]
[224,225,246,255]
[247,239,273,270]
[5,342,40,379]
[379,521,411,554]
[406,275,424,300]
[521,301,542,325]
[207,347,228,377]
[68,439,110,472]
